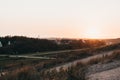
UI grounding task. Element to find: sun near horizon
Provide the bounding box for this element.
[0,0,120,39]
[83,27,101,39]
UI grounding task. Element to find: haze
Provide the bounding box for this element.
[0,0,120,39]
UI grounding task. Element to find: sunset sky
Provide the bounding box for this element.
[0,0,120,39]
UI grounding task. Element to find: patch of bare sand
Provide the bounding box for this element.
[87,63,120,80]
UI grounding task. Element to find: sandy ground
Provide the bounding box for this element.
[87,60,120,80]
[88,67,120,80]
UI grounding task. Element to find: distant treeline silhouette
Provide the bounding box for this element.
[0,36,105,54]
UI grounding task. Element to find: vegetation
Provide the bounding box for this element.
[1,62,86,80]
[0,36,105,54]
[85,50,120,65]
[93,43,120,53]
[0,49,91,73]
[1,36,120,80]
[2,50,120,80]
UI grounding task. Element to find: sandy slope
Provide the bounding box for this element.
[88,67,120,80]
[87,60,120,80]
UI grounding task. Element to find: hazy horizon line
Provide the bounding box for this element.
[0,35,120,40]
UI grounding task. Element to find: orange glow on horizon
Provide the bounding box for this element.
[84,27,101,39]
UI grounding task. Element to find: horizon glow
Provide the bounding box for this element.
[0,0,120,39]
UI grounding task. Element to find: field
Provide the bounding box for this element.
[0,43,120,80]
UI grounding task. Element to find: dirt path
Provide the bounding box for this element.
[0,55,55,59]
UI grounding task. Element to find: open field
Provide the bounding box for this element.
[0,48,91,72]
[0,43,120,80]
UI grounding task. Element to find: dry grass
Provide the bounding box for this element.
[86,50,120,65]
[2,66,40,80]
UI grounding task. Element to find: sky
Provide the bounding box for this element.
[0,0,120,39]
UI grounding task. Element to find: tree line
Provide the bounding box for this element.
[0,36,105,54]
